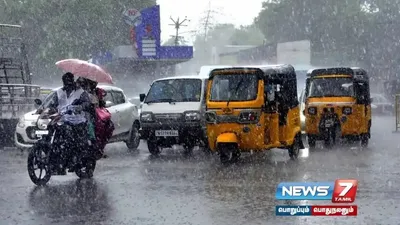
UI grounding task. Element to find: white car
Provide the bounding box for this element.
[15,85,141,151]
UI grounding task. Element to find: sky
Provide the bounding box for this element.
[156,0,264,42]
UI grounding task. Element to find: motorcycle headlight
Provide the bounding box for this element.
[184,111,201,121]
[307,107,317,115]
[342,106,352,115]
[37,119,50,130]
[17,116,25,128]
[140,112,154,122]
[205,111,217,123]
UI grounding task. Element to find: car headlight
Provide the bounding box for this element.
[140,112,154,122]
[17,116,25,128]
[342,106,352,115]
[307,107,317,115]
[184,111,201,121]
[205,111,217,123]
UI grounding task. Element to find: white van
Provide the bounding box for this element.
[138,65,232,155]
[139,75,208,155]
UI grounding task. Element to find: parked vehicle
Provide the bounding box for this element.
[304,67,372,148]
[15,85,141,151]
[205,64,304,163]
[371,93,394,115]
[0,24,40,144]
[139,75,209,155]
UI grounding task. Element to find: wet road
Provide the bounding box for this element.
[0,115,398,225]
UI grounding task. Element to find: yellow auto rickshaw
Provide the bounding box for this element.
[205,64,304,163]
[304,67,371,148]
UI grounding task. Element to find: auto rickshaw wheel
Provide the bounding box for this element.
[218,143,240,164]
[289,135,301,159]
[360,134,369,147]
[307,136,316,149]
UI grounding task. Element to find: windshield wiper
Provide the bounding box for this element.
[145,99,177,104]
[226,78,244,107]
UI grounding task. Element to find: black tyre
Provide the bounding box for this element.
[308,136,316,149]
[360,134,369,147]
[126,123,140,151]
[289,135,301,159]
[27,145,51,186]
[183,144,195,155]
[147,140,161,155]
[75,158,96,179]
[219,143,240,164]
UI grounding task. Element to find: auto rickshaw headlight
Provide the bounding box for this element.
[205,112,217,123]
[140,112,154,122]
[342,107,352,115]
[238,111,259,123]
[184,111,201,121]
[308,107,317,115]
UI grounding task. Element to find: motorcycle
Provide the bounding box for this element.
[27,105,97,186]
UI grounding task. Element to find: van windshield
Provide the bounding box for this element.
[210,74,258,101]
[307,77,354,98]
[145,79,202,103]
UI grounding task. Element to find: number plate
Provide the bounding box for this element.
[35,130,49,136]
[325,120,334,127]
[155,130,179,137]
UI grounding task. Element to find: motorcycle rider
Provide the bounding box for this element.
[49,72,93,173]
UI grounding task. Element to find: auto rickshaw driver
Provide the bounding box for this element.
[205,64,304,164]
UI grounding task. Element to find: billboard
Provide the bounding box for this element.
[131,5,161,59]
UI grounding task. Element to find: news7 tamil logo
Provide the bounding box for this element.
[275,179,358,203]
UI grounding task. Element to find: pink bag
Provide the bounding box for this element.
[96,107,111,121]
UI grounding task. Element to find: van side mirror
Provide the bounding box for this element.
[370,97,373,103]
[34,98,42,107]
[139,93,146,102]
[105,101,113,108]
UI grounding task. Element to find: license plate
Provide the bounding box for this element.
[35,130,49,136]
[155,130,179,137]
[325,120,334,127]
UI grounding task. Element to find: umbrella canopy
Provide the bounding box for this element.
[55,59,113,84]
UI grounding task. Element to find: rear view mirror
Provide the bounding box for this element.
[370,97,373,103]
[266,85,275,101]
[34,99,42,109]
[139,93,146,102]
[105,101,113,108]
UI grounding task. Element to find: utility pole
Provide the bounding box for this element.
[169,16,189,46]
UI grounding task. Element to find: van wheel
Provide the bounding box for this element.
[219,143,240,164]
[147,140,161,155]
[126,123,140,151]
[183,144,195,155]
[288,135,301,159]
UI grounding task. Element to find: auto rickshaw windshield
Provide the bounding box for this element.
[307,77,354,98]
[210,74,258,101]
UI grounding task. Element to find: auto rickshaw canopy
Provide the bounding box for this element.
[306,67,369,82]
[209,64,297,81]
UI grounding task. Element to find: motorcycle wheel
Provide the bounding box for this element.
[75,158,96,179]
[27,145,51,186]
